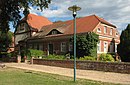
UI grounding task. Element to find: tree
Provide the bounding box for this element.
[0,31,13,52]
[117,24,130,62]
[0,0,51,52]
[71,32,99,58]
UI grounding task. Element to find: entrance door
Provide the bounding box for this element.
[48,44,53,54]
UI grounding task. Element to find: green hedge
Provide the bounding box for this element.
[27,49,45,59]
[43,55,65,60]
[79,56,96,61]
[99,53,115,62]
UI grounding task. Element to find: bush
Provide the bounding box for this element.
[43,54,65,60]
[28,49,45,58]
[79,56,96,61]
[99,53,115,62]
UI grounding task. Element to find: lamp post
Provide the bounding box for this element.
[68,5,81,82]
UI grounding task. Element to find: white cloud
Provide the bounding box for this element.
[29,0,130,33]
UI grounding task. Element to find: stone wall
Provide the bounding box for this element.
[33,59,130,74]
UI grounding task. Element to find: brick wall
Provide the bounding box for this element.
[33,59,130,74]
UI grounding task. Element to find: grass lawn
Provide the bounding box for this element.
[0,67,121,85]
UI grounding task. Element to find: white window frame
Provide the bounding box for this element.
[52,30,57,35]
[115,32,118,36]
[104,26,107,34]
[97,41,101,52]
[97,28,101,33]
[61,42,66,52]
[115,43,118,52]
[110,28,113,35]
[104,41,108,53]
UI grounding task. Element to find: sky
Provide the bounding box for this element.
[10,0,130,33]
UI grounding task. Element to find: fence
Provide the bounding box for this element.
[33,59,130,74]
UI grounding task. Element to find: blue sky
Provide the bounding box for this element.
[10,0,130,33]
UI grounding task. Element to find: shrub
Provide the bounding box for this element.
[99,53,115,62]
[79,56,96,61]
[43,54,65,60]
[28,49,45,58]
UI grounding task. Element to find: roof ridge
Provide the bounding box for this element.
[93,15,116,28]
[93,14,102,22]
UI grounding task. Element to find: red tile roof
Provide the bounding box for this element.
[23,14,53,30]
[40,15,116,36]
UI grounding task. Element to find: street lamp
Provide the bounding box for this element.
[68,5,81,82]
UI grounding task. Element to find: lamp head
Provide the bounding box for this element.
[68,5,81,18]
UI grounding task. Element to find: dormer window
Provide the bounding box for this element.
[97,28,101,32]
[104,26,107,34]
[32,32,36,35]
[52,30,57,34]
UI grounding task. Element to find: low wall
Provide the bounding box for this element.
[33,59,130,74]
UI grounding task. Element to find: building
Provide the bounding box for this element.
[25,15,120,56]
[14,14,53,52]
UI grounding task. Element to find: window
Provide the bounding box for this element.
[39,44,43,51]
[104,26,107,34]
[116,32,118,36]
[29,44,33,49]
[34,44,37,49]
[115,43,117,52]
[97,28,101,32]
[110,42,114,52]
[32,32,36,35]
[110,28,113,35]
[61,42,66,52]
[37,44,39,50]
[97,41,101,52]
[104,41,108,52]
[20,23,25,30]
[52,30,57,34]
[69,42,73,51]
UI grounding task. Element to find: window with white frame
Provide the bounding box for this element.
[104,26,107,34]
[69,42,73,51]
[116,32,118,36]
[52,30,57,35]
[61,42,66,52]
[97,41,101,52]
[110,28,113,35]
[104,41,108,52]
[115,43,117,52]
[97,28,101,32]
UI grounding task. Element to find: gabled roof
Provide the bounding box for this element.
[37,15,116,37]
[22,14,53,30]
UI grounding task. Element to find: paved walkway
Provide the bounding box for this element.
[5,63,130,85]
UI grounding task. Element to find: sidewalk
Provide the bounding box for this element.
[5,63,130,85]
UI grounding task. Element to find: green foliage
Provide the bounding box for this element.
[0,31,13,52]
[0,0,51,52]
[29,49,45,58]
[71,32,99,58]
[79,56,96,61]
[117,24,130,62]
[99,54,115,62]
[43,55,65,60]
